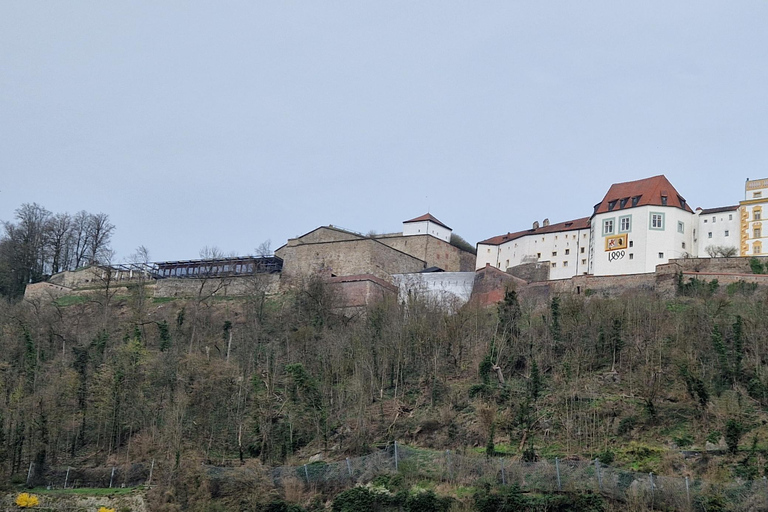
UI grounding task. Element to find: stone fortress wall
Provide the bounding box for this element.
[276,237,427,283]
[375,233,476,272]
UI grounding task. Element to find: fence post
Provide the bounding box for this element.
[148,459,155,487]
[304,464,310,484]
[555,457,562,491]
[595,459,602,491]
[500,458,506,485]
[394,441,399,472]
[346,457,352,479]
[26,462,34,487]
[109,467,116,488]
[64,467,71,489]
[685,476,690,508]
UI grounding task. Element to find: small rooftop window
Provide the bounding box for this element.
[661,195,668,206]
[619,197,629,209]
[608,200,618,211]
[632,195,641,207]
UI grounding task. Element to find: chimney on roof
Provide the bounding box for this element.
[543,218,550,227]
[532,221,540,229]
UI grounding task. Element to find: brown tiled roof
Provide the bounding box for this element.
[593,175,693,216]
[403,213,451,230]
[478,217,590,246]
[698,205,739,214]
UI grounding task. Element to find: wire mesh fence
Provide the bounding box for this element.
[21,443,768,510]
[26,461,153,489]
[260,443,768,510]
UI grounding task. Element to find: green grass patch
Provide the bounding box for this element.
[152,296,177,304]
[617,442,665,473]
[53,295,89,307]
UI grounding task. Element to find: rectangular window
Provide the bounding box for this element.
[650,212,665,230]
[629,254,634,260]
[755,192,763,198]
[629,240,634,248]
[565,249,570,255]
[580,247,585,253]
[658,252,664,259]
[603,218,615,236]
[755,210,762,220]
[619,215,631,233]
[563,261,568,267]
[729,214,733,220]
[756,228,762,238]
[712,216,716,223]
[682,242,686,249]
[708,232,713,238]
[704,219,708,223]
[551,262,556,268]
[552,251,557,256]
[725,230,730,237]
[581,259,587,265]
[537,253,541,258]
[677,221,684,234]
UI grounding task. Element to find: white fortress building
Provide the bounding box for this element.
[477,175,768,279]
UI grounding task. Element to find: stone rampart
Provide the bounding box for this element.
[154,274,280,298]
[23,282,72,302]
[508,261,550,283]
[327,274,398,310]
[278,238,426,282]
[657,256,768,276]
[377,234,475,272]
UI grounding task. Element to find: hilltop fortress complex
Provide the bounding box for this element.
[26,176,768,309]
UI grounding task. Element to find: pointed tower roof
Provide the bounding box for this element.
[403,213,451,230]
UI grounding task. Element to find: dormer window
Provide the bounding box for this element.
[632,195,641,207]
[661,195,668,206]
[608,200,617,211]
[619,197,629,209]
[678,196,686,209]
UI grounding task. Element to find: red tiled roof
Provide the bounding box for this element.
[593,175,693,216]
[403,213,451,230]
[478,217,590,246]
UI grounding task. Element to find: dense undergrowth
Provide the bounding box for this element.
[2,274,768,509]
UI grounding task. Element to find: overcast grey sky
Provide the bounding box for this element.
[2,2,767,262]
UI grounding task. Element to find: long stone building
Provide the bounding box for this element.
[275,214,475,282]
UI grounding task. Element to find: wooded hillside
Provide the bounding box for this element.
[2,274,768,509]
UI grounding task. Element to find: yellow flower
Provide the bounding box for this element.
[15,493,40,507]
[97,507,115,512]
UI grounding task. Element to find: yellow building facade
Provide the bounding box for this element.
[740,178,768,256]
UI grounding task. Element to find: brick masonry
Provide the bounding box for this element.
[470,264,528,307]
